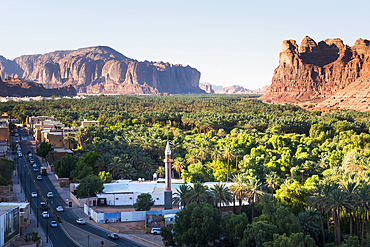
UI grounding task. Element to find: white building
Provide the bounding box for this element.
[0,205,20,246]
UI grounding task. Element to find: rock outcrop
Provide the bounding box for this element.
[199,84,214,94]
[0,76,76,97]
[215,85,267,94]
[260,36,370,104]
[0,46,204,95]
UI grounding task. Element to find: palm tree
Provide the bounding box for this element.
[246,177,264,221]
[341,181,358,237]
[187,182,210,204]
[156,166,165,178]
[307,183,329,243]
[74,128,86,147]
[172,184,191,208]
[265,172,280,195]
[63,132,75,149]
[229,174,248,213]
[354,184,370,245]
[95,153,113,172]
[210,183,232,213]
[118,163,137,179]
[326,189,350,247]
[108,156,123,179]
[222,142,236,182]
[172,157,185,179]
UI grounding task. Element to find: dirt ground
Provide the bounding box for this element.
[109,221,145,232]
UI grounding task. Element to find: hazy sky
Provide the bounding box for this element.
[1,0,368,89]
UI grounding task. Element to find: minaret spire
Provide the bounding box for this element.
[164,141,173,210]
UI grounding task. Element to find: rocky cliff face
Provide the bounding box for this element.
[0,46,204,95]
[0,76,76,97]
[260,36,370,103]
[199,84,214,94]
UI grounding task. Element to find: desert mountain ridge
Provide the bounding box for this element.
[0,46,205,95]
[260,36,370,111]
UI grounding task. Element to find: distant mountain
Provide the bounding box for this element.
[215,85,268,94]
[0,46,205,95]
[200,82,223,91]
[0,76,76,97]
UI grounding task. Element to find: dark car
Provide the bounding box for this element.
[40,202,47,210]
[108,233,119,240]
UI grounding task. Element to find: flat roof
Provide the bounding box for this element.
[0,202,29,210]
[0,205,18,216]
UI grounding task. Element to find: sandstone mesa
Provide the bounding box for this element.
[0,46,205,95]
[260,36,370,111]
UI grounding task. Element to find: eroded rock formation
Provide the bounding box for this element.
[260,36,370,104]
[0,46,204,95]
[0,76,76,97]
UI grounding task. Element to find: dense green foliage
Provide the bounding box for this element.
[0,158,15,181]
[133,193,155,211]
[76,175,104,198]
[4,95,370,246]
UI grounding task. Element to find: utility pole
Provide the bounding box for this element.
[300,170,304,185]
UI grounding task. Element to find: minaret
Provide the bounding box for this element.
[164,141,173,210]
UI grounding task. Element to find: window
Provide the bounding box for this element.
[130,197,132,200]
[157,198,159,200]
[116,198,118,200]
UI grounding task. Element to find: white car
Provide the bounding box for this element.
[42,211,49,219]
[151,228,161,235]
[31,192,37,198]
[50,221,58,228]
[56,206,64,212]
[76,218,85,225]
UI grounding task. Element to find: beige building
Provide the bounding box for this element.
[42,131,64,147]
[27,115,54,126]
[81,119,100,128]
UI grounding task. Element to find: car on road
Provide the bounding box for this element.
[12,150,16,154]
[42,211,49,218]
[56,206,64,212]
[32,164,37,168]
[151,228,161,235]
[76,218,85,225]
[31,161,36,165]
[108,233,119,240]
[40,202,47,210]
[18,152,23,157]
[37,175,42,180]
[47,192,54,198]
[50,221,58,228]
[31,192,37,198]
[33,167,39,172]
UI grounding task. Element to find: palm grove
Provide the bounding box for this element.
[3,95,370,246]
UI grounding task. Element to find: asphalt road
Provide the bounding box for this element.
[16,127,145,247]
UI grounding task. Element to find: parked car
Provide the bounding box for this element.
[151,228,161,235]
[47,192,54,198]
[50,221,58,228]
[76,218,86,225]
[18,152,23,157]
[108,233,119,240]
[37,175,42,180]
[56,206,64,212]
[40,202,47,210]
[31,192,37,198]
[42,211,49,218]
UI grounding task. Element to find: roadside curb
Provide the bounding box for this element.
[59,222,83,247]
[132,235,163,247]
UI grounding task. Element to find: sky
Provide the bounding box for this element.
[1,0,369,90]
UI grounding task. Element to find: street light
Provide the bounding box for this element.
[46,218,49,243]
[37,195,39,227]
